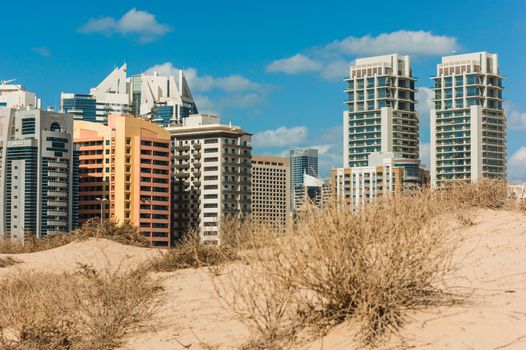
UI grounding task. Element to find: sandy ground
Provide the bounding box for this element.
[301,209,526,350]
[1,209,525,349]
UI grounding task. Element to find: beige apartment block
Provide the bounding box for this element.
[251,155,290,230]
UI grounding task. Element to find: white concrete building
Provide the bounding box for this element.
[430,52,506,187]
[166,115,252,244]
[344,54,419,168]
[129,70,197,126]
[0,83,39,109]
[332,152,426,210]
[61,64,197,126]
[61,64,130,123]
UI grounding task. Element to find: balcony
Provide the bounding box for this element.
[175,163,190,170]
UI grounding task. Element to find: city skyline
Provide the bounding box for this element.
[1,1,525,180]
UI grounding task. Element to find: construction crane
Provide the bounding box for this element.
[1,79,16,85]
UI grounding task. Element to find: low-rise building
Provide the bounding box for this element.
[332,152,427,210]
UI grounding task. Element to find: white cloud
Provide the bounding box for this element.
[416,87,434,130]
[420,143,431,168]
[267,30,459,81]
[144,62,178,77]
[509,110,526,129]
[266,54,322,74]
[506,103,526,130]
[145,62,268,113]
[320,60,351,81]
[32,47,50,57]
[509,147,526,182]
[253,126,308,148]
[184,68,261,93]
[145,63,261,93]
[79,8,170,43]
[255,125,343,177]
[325,30,459,56]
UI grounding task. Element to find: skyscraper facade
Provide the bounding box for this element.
[61,64,197,126]
[129,70,198,126]
[430,52,506,187]
[166,115,252,244]
[343,54,418,168]
[0,108,79,242]
[251,155,290,230]
[61,64,130,123]
[74,114,172,247]
[289,148,318,213]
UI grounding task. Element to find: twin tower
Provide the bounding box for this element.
[342,52,506,189]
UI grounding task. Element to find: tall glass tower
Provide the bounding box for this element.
[343,54,418,168]
[289,148,318,212]
[430,52,506,187]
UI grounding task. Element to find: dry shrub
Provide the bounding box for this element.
[0,263,162,349]
[0,219,150,254]
[0,271,78,349]
[70,219,150,247]
[148,232,238,272]
[0,257,21,268]
[440,179,508,210]
[220,190,458,347]
[217,263,297,349]
[220,217,281,250]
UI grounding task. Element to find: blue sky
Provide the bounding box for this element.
[1,0,525,180]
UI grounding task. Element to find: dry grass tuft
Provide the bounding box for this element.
[440,179,509,210]
[0,257,21,269]
[148,232,238,272]
[217,262,297,350]
[218,189,462,347]
[0,219,150,254]
[0,263,162,349]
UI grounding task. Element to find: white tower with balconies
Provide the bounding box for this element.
[343,54,419,168]
[430,52,506,187]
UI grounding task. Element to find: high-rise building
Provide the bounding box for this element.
[289,148,318,213]
[343,54,418,168]
[430,52,506,187]
[129,70,198,126]
[61,64,198,126]
[0,83,39,109]
[251,155,290,230]
[0,108,79,242]
[74,114,172,247]
[62,65,130,123]
[332,152,426,210]
[166,115,252,244]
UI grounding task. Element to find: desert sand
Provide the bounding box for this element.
[1,209,525,349]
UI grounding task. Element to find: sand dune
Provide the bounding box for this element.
[1,209,525,349]
[0,238,161,273]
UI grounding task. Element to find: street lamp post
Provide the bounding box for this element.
[96,197,108,226]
